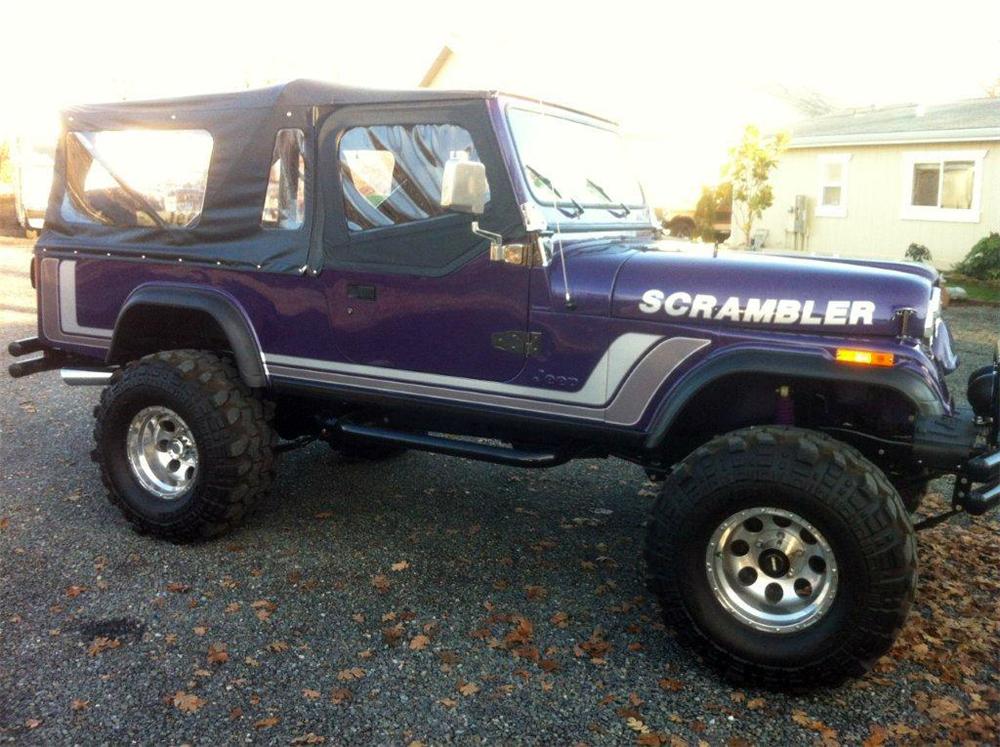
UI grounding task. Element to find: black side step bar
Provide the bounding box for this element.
[328,420,573,468]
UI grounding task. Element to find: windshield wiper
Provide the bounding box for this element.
[585,178,631,218]
[524,164,584,218]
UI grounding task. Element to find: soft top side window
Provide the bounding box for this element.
[61,129,213,228]
[261,128,306,230]
[338,124,488,232]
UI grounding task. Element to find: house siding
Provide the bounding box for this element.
[747,141,999,268]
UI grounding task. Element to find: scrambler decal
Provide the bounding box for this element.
[638,290,876,326]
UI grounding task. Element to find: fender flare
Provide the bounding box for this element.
[107,285,267,388]
[643,347,948,451]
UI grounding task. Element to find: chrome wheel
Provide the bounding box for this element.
[126,406,199,499]
[706,507,838,633]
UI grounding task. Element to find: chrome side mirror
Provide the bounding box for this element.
[440,157,488,215]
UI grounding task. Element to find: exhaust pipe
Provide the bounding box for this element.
[60,368,114,386]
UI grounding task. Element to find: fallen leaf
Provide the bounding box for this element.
[658,678,683,692]
[224,602,241,614]
[70,699,90,711]
[439,697,458,708]
[302,688,321,700]
[638,733,667,746]
[267,640,289,653]
[862,725,888,747]
[372,574,391,593]
[409,634,431,651]
[254,716,280,729]
[383,623,404,646]
[24,718,42,729]
[457,680,480,696]
[166,582,190,593]
[550,611,570,628]
[525,585,548,601]
[0,517,9,530]
[626,717,650,734]
[314,511,334,519]
[171,691,206,714]
[207,643,229,665]
[291,733,326,745]
[87,637,121,656]
[330,687,353,704]
[337,667,366,681]
[391,560,410,571]
[66,585,86,598]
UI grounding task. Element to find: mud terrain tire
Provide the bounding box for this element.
[92,350,275,541]
[644,426,916,689]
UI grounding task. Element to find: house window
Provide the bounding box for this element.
[902,150,986,223]
[816,154,850,217]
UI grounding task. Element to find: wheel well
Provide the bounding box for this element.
[108,305,232,363]
[107,287,267,388]
[654,372,918,466]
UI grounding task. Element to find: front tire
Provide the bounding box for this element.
[92,350,275,541]
[644,426,916,688]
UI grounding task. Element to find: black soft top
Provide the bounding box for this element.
[64,79,497,118]
[44,81,503,273]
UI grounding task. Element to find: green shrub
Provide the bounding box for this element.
[904,242,932,262]
[955,233,1000,281]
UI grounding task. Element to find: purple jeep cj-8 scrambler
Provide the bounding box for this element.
[8,81,999,688]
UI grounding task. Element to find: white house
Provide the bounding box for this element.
[744,97,1000,268]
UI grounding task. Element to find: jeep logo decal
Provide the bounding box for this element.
[638,291,876,326]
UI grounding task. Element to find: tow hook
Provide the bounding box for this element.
[914,446,1000,531]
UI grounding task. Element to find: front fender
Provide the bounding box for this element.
[643,344,949,451]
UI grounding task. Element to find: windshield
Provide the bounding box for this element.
[507,107,645,210]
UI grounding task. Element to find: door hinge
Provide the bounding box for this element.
[492,331,542,357]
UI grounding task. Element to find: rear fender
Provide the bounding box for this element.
[107,284,266,388]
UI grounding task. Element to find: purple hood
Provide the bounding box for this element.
[559,239,935,338]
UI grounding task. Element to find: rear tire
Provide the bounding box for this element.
[92,350,275,542]
[644,426,916,689]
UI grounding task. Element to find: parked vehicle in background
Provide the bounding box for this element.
[7,80,998,689]
[12,136,55,236]
[657,185,732,242]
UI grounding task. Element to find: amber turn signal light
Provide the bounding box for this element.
[835,348,895,367]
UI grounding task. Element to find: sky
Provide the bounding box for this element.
[2,0,998,205]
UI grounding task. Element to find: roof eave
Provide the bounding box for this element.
[788,127,1000,149]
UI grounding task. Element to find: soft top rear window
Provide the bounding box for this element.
[61,129,213,229]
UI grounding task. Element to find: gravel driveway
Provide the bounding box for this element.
[1,237,997,745]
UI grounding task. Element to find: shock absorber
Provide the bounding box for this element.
[775,385,795,426]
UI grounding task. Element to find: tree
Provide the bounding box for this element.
[725,125,788,248]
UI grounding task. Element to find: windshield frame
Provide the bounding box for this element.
[504,103,649,214]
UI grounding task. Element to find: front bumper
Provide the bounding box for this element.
[957,341,1000,515]
[913,340,999,517]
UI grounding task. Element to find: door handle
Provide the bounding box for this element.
[347,284,376,301]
